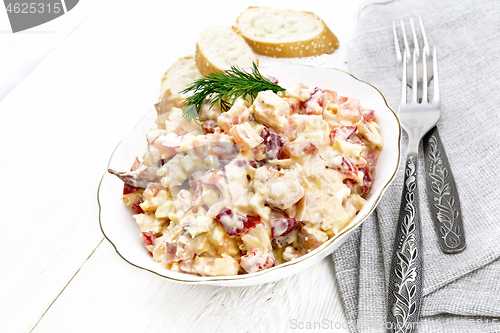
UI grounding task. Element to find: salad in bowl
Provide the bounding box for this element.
[99,64,400,286]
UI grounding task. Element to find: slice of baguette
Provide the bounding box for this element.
[234,7,339,58]
[195,25,258,76]
[159,56,203,98]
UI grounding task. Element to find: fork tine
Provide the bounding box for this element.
[410,18,420,57]
[401,51,407,104]
[432,47,439,103]
[422,46,428,102]
[412,49,418,103]
[400,19,411,59]
[393,21,402,63]
[419,16,431,58]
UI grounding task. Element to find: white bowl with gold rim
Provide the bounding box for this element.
[98,64,401,286]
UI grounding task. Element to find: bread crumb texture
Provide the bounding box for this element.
[160,56,202,97]
[234,6,339,58]
[195,25,258,76]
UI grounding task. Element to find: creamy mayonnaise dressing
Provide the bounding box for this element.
[116,82,383,276]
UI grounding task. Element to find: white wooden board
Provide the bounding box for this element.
[0,0,362,332]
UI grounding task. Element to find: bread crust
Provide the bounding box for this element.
[234,7,339,58]
[160,55,196,84]
[195,43,222,76]
[195,26,259,76]
[159,55,202,97]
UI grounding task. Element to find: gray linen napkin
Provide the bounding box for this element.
[331,0,500,332]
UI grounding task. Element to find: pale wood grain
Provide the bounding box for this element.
[0,0,361,332]
[32,241,349,333]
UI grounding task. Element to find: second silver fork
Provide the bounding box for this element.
[393,18,466,254]
[387,47,439,333]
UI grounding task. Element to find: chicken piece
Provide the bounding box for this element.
[230,122,264,151]
[156,89,185,116]
[298,224,328,251]
[252,165,305,211]
[217,98,250,131]
[253,90,290,131]
[337,97,363,122]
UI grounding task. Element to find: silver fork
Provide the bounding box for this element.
[386,48,439,333]
[393,18,466,255]
[393,16,433,100]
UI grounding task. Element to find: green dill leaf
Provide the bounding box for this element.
[181,104,201,124]
[180,62,285,122]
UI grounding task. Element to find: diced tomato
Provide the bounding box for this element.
[338,96,348,104]
[365,149,380,171]
[357,149,380,196]
[324,89,339,104]
[238,248,275,273]
[286,97,301,114]
[338,97,362,122]
[142,232,157,247]
[241,215,262,235]
[303,143,318,155]
[330,126,357,144]
[358,167,373,196]
[341,157,358,173]
[131,202,144,214]
[334,157,363,185]
[363,109,376,122]
[304,87,331,115]
[202,120,218,134]
[270,218,297,239]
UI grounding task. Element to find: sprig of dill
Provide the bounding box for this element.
[180,62,285,124]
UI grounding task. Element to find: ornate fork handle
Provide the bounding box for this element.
[387,152,423,333]
[423,127,466,254]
